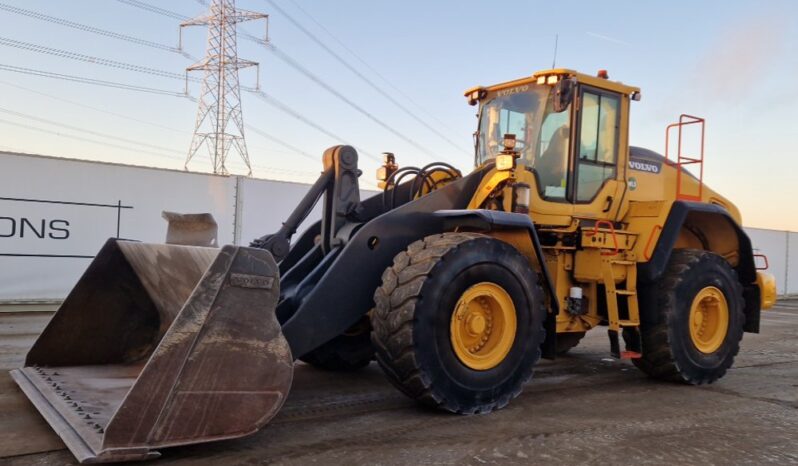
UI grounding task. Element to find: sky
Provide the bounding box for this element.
[0,0,796,230]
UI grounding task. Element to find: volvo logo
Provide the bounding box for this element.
[629,158,661,174]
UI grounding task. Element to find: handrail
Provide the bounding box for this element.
[585,220,619,256]
[754,253,770,271]
[665,114,705,201]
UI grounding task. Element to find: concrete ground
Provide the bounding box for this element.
[1,301,796,465]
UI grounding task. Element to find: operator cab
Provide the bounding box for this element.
[467,69,640,215]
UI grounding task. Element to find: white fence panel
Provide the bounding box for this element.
[237,178,323,246]
[238,176,378,247]
[2,151,796,302]
[788,232,798,295]
[0,153,237,302]
[745,227,788,296]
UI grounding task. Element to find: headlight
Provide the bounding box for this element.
[495,154,515,171]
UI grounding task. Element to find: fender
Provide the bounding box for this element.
[638,200,760,332]
[432,209,559,359]
[432,209,558,314]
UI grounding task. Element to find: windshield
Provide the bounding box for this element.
[476,83,573,199]
[476,84,551,165]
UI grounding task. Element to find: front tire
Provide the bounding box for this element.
[371,233,546,414]
[632,249,745,384]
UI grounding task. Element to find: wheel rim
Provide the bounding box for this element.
[450,282,517,370]
[688,286,729,354]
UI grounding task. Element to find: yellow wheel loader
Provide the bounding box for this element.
[11,69,778,462]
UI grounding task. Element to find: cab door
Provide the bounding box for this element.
[521,94,574,226]
[570,86,627,221]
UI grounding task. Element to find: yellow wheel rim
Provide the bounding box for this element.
[688,286,729,354]
[450,282,517,371]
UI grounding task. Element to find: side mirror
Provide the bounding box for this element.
[553,78,575,113]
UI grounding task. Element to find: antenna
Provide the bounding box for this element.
[552,33,559,68]
[181,0,268,176]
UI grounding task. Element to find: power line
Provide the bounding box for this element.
[181,0,267,176]
[0,116,320,181]
[250,90,380,163]
[0,2,192,58]
[0,87,373,184]
[264,0,469,156]
[0,118,184,161]
[0,79,186,134]
[0,62,377,166]
[263,43,450,162]
[284,0,458,134]
[244,126,381,189]
[1,76,315,160]
[115,0,188,21]
[0,78,371,172]
[0,63,194,98]
[0,0,392,179]
[0,36,198,83]
[111,0,454,163]
[246,124,319,163]
[0,106,185,156]
[0,36,264,96]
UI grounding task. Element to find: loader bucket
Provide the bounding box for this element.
[10,239,293,463]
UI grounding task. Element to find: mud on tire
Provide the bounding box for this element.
[370,232,547,414]
[631,249,745,384]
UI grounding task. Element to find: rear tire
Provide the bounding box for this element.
[632,249,745,384]
[371,232,546,414]
[300,317,374,371]
[556,331,586,355]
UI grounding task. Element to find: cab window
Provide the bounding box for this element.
[576,90,619,202]
[535,99,571,200]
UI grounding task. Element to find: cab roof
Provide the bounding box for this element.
[464,68,640,98]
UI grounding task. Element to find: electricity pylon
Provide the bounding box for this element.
[181,0,267,175]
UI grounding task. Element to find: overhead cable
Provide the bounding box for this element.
[0,63,194,98]
[284,0,457,134]
[0,36,198,83]
[0,106,185,156]
[0,2,191,58]
[0,80,186,134]
[250,90,381,163]
[112,0,453,163]
[115,0,188,21]
[264,0,469,156]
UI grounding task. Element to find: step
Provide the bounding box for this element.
[615,290,637,296]
[610,260,636,266]
[618,320,639,327]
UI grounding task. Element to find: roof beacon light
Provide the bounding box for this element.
[597,69,609,79]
